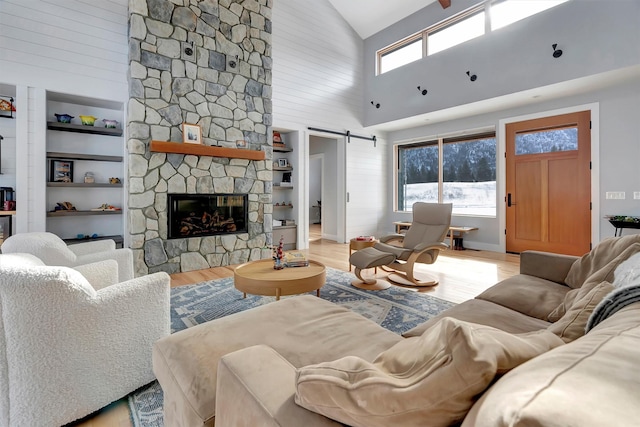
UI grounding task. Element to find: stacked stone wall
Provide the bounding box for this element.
[128,0,273,274]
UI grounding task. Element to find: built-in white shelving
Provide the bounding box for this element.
[45,92,125,244]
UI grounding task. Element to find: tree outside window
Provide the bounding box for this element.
[397,133,496,216]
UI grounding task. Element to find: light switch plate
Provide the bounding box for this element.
[606,192,626,200]
[634,192,640,200]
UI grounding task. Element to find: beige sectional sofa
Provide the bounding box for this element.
[153,235,640,426]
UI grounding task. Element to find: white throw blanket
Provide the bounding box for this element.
[586,252,640,332]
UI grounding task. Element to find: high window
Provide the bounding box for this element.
[396,132,497,216]
[377,0,569,75]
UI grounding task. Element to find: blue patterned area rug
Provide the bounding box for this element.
[128,267,455,426]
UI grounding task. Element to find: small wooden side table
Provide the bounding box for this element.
[392,222,479,250]
[393,221,412,234]
[447,226,479,250]
[349,238,377,272]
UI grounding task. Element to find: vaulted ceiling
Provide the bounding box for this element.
[326,0,445,39]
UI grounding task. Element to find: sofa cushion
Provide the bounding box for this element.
[546,281,595,323]
[462,303,640,427]
[403,299,551,337]
[564,235,640,289]
[518,250,578,284]
[547,281,614,342]
[547,243,640,321]
[475,275,570,320]
[295,318,563,427]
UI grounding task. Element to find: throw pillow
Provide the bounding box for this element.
[294,318,564,427]
[547,243,640,322]
[565,235,640,289]
[547,280,614,342]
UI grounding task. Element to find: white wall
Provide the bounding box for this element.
[363,0,640,127]
[0,0,129,102]
[272,0,388,240]
[272,0,364,130]
[0,0,128,233]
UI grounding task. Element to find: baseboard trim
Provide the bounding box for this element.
[457,241,502,253]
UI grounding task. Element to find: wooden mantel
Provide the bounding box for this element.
[150,141,266,161]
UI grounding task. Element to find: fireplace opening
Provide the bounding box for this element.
[168,193,248,239]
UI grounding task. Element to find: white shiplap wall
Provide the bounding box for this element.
[272,0,364,130]
[273,0,388,240]
[0,0,129,101]
[0,0,128,233]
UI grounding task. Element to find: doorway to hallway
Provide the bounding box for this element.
[309,135,339,243]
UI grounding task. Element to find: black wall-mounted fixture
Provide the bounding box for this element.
[552,43,563,58]
[229,54,239,68]
[417,86,428,95]
[184,41,194,56]
[466,71,477,82]
[370,101,380,109]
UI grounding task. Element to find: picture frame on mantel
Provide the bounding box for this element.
[182,123,202,145]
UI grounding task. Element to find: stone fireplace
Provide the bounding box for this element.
[168,193,248,239]
[127,0,273,275]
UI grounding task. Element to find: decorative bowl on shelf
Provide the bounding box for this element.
[54,113,74,123]
[102,119,119,128]
[79,115,97,126]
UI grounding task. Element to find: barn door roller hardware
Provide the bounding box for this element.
[307,127,377,147]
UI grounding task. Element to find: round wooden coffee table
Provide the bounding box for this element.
[234,259,326,300]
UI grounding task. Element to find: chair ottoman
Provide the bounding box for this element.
[349,246,396,290]
[152,295,402,427]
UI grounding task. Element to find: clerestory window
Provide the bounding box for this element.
[377,0,570,75]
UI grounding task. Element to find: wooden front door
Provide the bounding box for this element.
[506,111,591,256]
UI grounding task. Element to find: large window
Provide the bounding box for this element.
[377,0,570,75]
[397,132,496,216]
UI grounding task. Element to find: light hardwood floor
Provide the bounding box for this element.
[68,229,520,427]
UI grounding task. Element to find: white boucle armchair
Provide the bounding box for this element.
[0,253,171,427]
[1,231,134,282]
